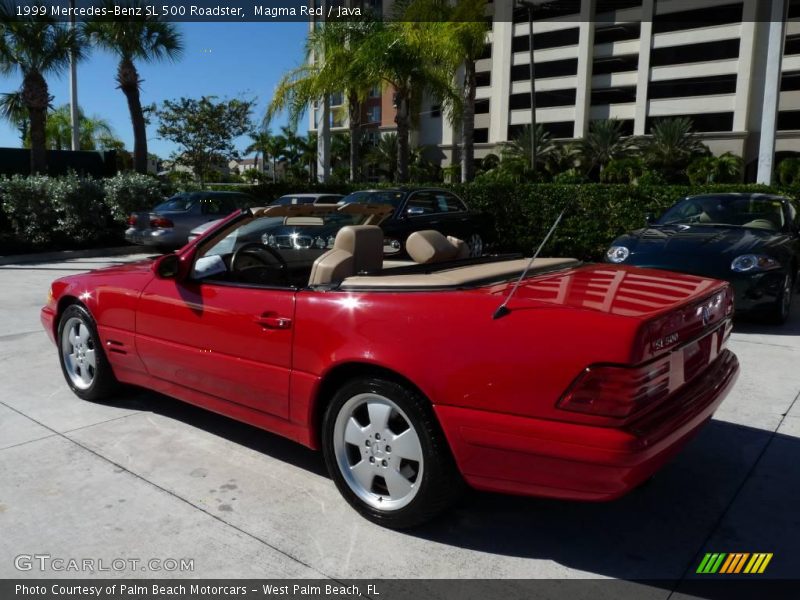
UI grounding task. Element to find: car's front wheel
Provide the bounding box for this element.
[768,273,794,325]
[322,377,463,529]
[57,304,118,401]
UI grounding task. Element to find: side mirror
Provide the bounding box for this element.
[154,253,182,279]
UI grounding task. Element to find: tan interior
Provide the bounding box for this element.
[340,258,580,289]
[309,225,384,286]
[406,230,470,264]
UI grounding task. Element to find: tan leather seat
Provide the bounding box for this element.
[309,225,384,286]
[406,230,470,264]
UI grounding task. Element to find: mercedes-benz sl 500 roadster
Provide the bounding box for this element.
[42,204,740,528]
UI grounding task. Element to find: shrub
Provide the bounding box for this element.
[0,173,108,246]
[103,172,168,224]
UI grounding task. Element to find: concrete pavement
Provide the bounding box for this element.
[0,254,797,590]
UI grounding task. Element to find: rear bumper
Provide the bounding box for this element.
[125,227,184,248]
[435,349,739,501]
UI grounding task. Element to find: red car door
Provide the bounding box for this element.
[135,278,294,419]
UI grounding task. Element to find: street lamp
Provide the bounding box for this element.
[516,0,537,176]
[69,0,79,151]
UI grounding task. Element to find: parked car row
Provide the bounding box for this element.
[129,188,488,258]
[126,189,799,325]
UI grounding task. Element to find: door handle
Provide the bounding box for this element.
[254,314,292,329]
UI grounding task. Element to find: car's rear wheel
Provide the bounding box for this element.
[322,377,463,529]
[467,233,484,257]
[768,273,794,325]
[57,304,118,401]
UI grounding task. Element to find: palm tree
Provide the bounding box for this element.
[45,104,117,151]
[264,132,287,183]
[0,8,84,172]
[267,19,380,182]
[580,119,637,177]
[357,19,456,183]
[646,116,707,180]
[0,91,31,145]
[414,0,487,182]
[500,124,555,178]
[366,133,398,182]
[687,152,743,184]
[84,3,183,173]
[245,129,273,175]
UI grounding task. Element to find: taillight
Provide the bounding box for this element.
[558,358,671,418]
[150,217,174,228]
[127,214,136,226]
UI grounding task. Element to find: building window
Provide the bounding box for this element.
[366,105,381,124]
[511,58,578,82]
[652,2,744,34]
[473,128,489,144]
[509,89,577,110]
[781,71,800,92]
[594,22,641,45]
[475,99,490,115]
[590,87,637,105]
[480,43,492,60]
[646,113,734,133]
[592,55,639,75]
[475,71,491,87]
[330,92,344,106]
[596,0,641,16]
[778,111,800,131]
[648,74,737,99]
[785,35,800,57]
[512,28,580,52]
[650,39,740,67]
[368,84,381,98]
[509,122,574,140]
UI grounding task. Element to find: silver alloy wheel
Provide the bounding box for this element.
[61,316,96,390]
[467,233,483,257]
[332,393,424,511]
[781,274,793,320]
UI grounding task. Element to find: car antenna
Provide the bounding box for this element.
[492,204,570,320]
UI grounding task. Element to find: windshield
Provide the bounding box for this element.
[340,190,405,208]
[154,195,196,212]
[657,196,785,231]
[273,195,316,206]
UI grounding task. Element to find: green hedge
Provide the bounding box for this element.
[0,173,170,253]
[0,176,793,258]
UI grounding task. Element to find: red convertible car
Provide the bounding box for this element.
[42,205,740,528]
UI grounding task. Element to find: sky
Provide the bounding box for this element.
[0,22,310,159]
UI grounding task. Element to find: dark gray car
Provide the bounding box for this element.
[125,191,254,250]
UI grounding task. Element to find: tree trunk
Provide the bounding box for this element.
[348,90,362,183]
[117,58,148,174]
[461,61,476,183]
[272,157,277,183]
[395,91,410,184]
[22,72,49,174]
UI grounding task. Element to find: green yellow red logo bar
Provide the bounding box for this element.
[696,553,773,574]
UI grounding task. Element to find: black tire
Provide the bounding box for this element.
[467,233,484,257]
[57,304,119,401]
[767,272,794,325]
[321,377,464,529]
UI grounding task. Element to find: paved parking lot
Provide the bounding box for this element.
[0,253,798,590]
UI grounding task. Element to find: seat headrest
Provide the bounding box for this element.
[334,225,384,273]
[407,230,467,264]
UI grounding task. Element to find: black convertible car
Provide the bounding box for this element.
[606,193,800,324]
[259,188,487,258]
